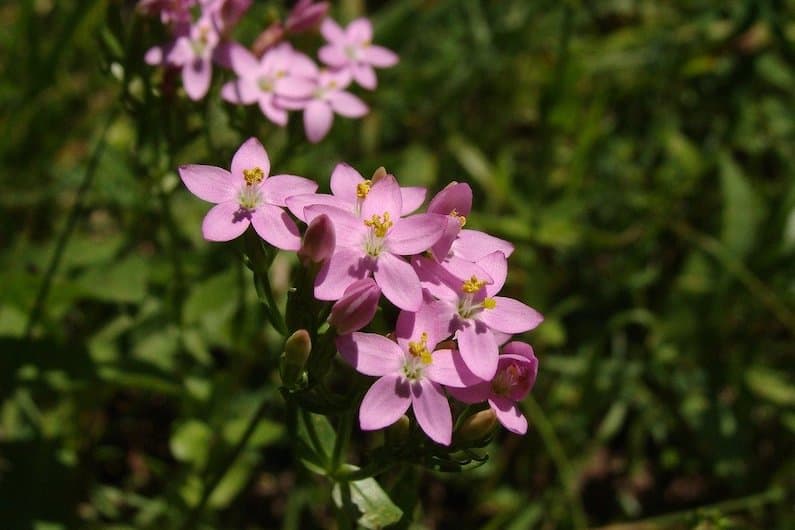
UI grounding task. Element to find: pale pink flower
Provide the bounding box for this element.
[301,69,369,143]
[328,278,381,334]
[414,251,543,380]
[304,175,446,311]
[221,43,316,126]
[319,17,398,90]
[448,342,538,434]
[286,163,426,221]
[338,305,475,445]
[178,137,317,248]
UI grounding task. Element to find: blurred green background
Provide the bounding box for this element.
[1,0,794,528]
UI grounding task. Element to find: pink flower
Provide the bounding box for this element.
[301,70,369,143]
[415,251,543,380]
[178,137,317,248]
[285,0,329,33]
[338,306,475,445]
[204,0,252,33]
[286,163,426,221]
[425,181,472,261]
[319,17,398,90]
[305,175,446,311]
[145,15,224,100]
[328,278,381,334]
[221,43,316,126]
[448,342,538,434]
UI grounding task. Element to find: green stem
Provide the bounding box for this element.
[331,410,353,473]
[523,395,588,530]
[179,392,272,530]
[301,409,328,464]
[24,105,119,340]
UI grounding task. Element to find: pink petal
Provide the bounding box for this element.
[304,204,366,248]
[429,216,461,260]
[477,251,508,296]
[250,204,302,250]
[395,303,450,350]
[373,252,422,311]
[220,42,259,74]
[287,50,319,77]
[182,58,212,100]
[447,382,491,404]
[231,137,270,182]
[328,279,382,334]
[387,213,447,256]
[501,341,536,361]
[275,76,316,99]
[318,44,347,68]
[330,162,365,203]
[337,332,403,376]
[286,193,347,222]
[320,18,346,44]
[457,322,498,380]
[427,182,472,216]
[145,45,165,65]
[166,38,194,65]
[304,100,334,143]
[178,164,235,203]
[202,201,251,241]
[411,380,452,445]
[361,174,402,222]
[261,174,318,207]
[400,187,427,215]
[359,374,412,431]
[328,91,369,118]
[221,79,259,104]
[489,397,528,434]
[453,229,514,260]
[440,256,493,285]
[347,18,373,43]
[259,95,289,126]
[352,63,377,90]
[425,349,479,388]
[479,297,543,334]
[364,45,399,67]
[411,256,460,302]
[314,247,371,301]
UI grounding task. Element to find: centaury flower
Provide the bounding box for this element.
[319,17,398,89]
[178,137,317,248]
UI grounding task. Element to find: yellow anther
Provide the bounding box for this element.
[363,212,393,238]
[449,209,467,227]
[243,167,265,185]
[356,180,372,198]
[408,332,432,364]
[461,276,487,294]
[483,297,496,309]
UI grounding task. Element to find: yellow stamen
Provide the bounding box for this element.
[483,297,496,309]
[461,276,487,294]
[449,209,467,227]
[356,180,372,198]
[243,167,265,186]
[408,332,433,365]
[363,212,393,238]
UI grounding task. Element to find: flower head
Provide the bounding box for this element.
[178,137,317,248]
[319,17,398,90]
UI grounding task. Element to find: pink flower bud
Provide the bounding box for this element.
[285,0,329,33]
[299,214,336,264]
[252,22,286,56]
[328,278,381,334]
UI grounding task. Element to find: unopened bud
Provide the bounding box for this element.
[328,279,381,334]
[299,214,336,264]
[279,329,311,386]
[371,166,388,183]
[385,415,410,443]
[457,409,498,442]
[252,22,286,56]
[285,0,329,33]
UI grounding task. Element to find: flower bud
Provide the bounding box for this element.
[279,329,311,386]
[385,415,410,444]
[328,279,381,334]
[285,0,329,33]
[298,214,336,265]
[252,22,286,56]
[457,409,498,442]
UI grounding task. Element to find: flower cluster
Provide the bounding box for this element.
[179,138,542,447]
[140,0,397,142]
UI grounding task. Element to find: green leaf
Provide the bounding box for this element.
[746,367,795,406]
[332,474,403,530]
[76,254,149,303]
[719,152,763,258]
[170,420,213,467]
